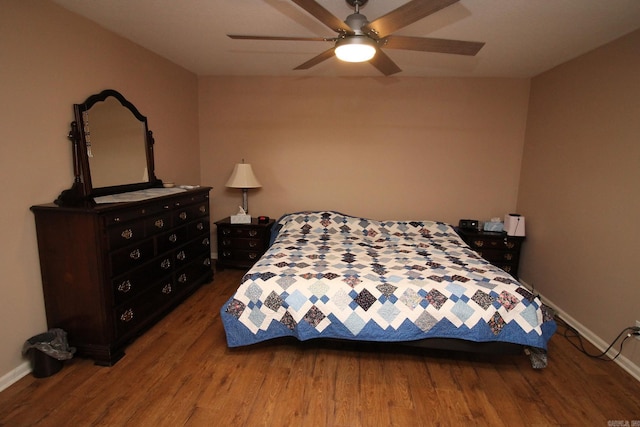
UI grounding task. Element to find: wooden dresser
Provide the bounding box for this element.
[31,187,213,365]
[456,228,525,279]
[215,217,275,270]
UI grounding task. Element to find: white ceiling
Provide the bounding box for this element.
[51,0,640,78]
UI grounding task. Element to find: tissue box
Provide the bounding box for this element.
[483,221,504,232]
[230,214,251,224]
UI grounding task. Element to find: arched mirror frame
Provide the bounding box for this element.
[56,89,162,206]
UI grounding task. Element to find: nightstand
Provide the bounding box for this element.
[456,229,525,279]
[215,217,275,270]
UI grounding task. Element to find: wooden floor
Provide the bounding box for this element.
[1,268,639,426]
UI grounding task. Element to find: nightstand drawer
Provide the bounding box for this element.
[473,248,519,263]
[220,237,263,250]
[219,249,262,263]
[218,226,265,239]
[215,217,275,270]
[467,238,521,251]
[456,228,525,279]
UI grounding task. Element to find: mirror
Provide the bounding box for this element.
[56,89,161,206]
[84,96,149,188]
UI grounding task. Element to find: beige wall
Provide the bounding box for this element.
[0,0,199,381]
[518,30,640,366]
[199,76,530,226]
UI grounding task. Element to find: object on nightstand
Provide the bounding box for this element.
[504,213,526,236]
[230,206,251,224]
[225,160,261,214]
[458,219,478,230]
[483,217,504,232]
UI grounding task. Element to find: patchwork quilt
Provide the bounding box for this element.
[220,211,556,359]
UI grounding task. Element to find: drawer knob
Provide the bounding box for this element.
[196,222,204,231]
[249,241,257,248]
[249,230,258,237]
[120,309,134,323]
[203,258,211,266]
[117,280,132,293]
[162,284,172,294]
[199,206,206,213]
[222,229,231,235]
[155,219,164,229]
[505,241,515,249]
[169,233,177,243]
[178,273,187,284]
[473,240,484,247]
[202,237,210,246]
[177,251,186,261]
[121,229,133,239]
[504,253,513,261]
[179,212,187,220]
[129,249,141,260]
[249,253,257,260]
[161,258,171,269]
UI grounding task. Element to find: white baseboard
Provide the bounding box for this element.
[520,280,640,382]
[0,361,31,393]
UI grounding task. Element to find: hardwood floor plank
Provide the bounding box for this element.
[2,268,640,427]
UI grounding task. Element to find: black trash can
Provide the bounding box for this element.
[22,329,76,378]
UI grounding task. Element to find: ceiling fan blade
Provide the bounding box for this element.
[382,35,484,55]
[292,0,352,33]
[369,49,402,76]
[228,35,332,42]
[293,48,336,70]
[363,0,460,39]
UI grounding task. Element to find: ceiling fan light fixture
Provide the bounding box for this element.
[334,36,377,63]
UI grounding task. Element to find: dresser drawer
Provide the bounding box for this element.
[111,264,154,306]
[114,278,176,338]
[187,218,210,238]
[108,221,145,250]
[175,255,212,292]
[110,240,154,276]
[150,253,175,278]
[175,237,211,269]
[157,226,188,254]
[174,201,209,225]
[145,213,172,236]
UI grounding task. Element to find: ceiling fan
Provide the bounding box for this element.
[227,0,484,76]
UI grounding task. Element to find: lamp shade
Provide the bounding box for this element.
[334,36,377,63]
[225,163,261,189]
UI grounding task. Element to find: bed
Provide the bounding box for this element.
[220,211,556,367]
